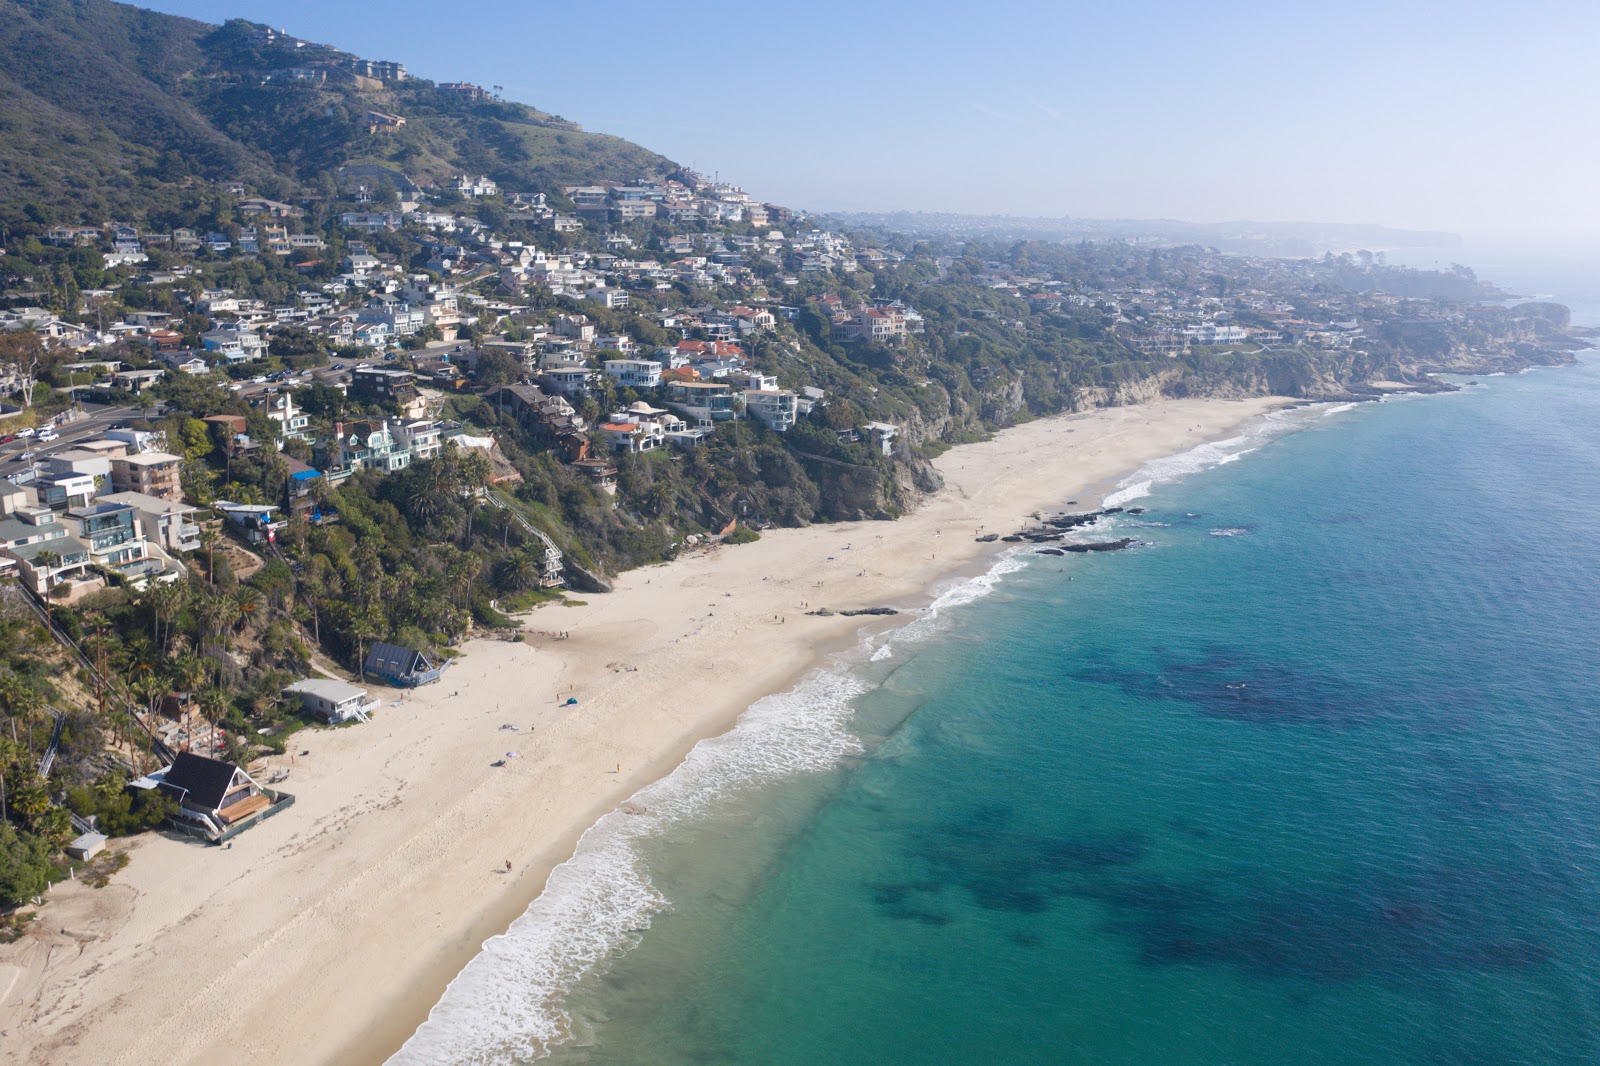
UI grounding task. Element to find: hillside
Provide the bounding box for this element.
[0,0,674,224]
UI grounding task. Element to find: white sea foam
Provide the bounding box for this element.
[1322,402,1359,415]
[1102,479,1153,507]
[1102,432,1257,507]
[391,549,1030,1065]
[1101,406,1336,508]
[389,666,870,1065]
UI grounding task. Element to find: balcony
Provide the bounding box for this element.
[176,523,202,551]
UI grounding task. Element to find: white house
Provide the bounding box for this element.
[284,678,378,723]
[863,421,900,456]
[603,359,662,389]
[743,389,798,433]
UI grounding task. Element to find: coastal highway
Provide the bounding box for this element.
[0,404,144,472]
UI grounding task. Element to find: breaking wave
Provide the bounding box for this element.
[390,552,1028,1064]
[1101,406,1324,507]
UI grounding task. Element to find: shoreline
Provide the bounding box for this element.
[0,395,1291,1066]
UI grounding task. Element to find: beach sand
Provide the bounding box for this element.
[0,396,1286,1066]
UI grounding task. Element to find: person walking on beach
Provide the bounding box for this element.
[505,860,512,873]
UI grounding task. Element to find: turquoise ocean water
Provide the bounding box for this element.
[396,264,1600,1065]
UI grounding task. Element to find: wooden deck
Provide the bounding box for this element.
[218,792,272,824]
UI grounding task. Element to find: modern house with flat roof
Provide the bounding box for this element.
[63,500,170,585]
[603,359,662,389]
[110,451,183,501]
[743,389,799,433]
[99,491,202,554]
[665,381,738,425]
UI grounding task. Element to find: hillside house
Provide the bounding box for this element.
[666,381,738,425]
[603,359,662,389]
[743,389,799,432]
[99,491,202,554]
[110,452,183,501]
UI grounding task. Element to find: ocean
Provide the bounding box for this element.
[395,264,1600,1065]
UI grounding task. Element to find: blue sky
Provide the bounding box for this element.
[140,0,1600,238]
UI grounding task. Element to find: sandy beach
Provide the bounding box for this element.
[0,395,1287,1066]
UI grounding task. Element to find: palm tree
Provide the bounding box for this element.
[13,780,50,826]
[173,653,207,697]
[500,551,540,593]
[404,465,451,522]
[198,528,221,587]
[350,604,383,683]
[130,674,165,773]
[198,687,228,758]
[459,450,493,543]
[233,586,263,634]
[148,580,187,652]
[301,568,326,646]
[1,681,45,764]
[0,733,17,822]
[32,550,60,631]
[172,654,207,749]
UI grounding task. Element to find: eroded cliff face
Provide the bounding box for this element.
[840,309,1585,518]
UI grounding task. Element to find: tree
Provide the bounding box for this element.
[0,331,47,408]
[233,586,263,634]
[198,688,228,758]
[147,579,186,652]
[458,449,494,543]
[32,550,60,632]
[0,822,54,908]
[349,604,384,681]
[199,529,221,587]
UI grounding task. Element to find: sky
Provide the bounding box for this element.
[139,0,1600,240]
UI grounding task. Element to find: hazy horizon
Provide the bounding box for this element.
[137,0,1600,242]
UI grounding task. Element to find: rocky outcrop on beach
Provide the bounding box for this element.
[806,607,900,617]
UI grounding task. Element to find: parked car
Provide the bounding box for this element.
[15,427,34,438]
[0,434,15,444]
[251,375,268,384]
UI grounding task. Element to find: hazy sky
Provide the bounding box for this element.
[140,0,1600,239]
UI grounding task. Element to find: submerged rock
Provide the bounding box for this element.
[1036,547,1066,556]
[1061,538,1137,553]
[839,606,900,617]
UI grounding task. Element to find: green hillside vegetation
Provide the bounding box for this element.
[0,0,673,228]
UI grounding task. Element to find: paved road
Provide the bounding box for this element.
[0,403,135,472]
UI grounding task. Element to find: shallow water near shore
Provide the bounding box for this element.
[398,315,1600,1061]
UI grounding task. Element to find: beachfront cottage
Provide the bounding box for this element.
[156,752,274,837]
[363,642,445,687]
[284,678,378,723]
